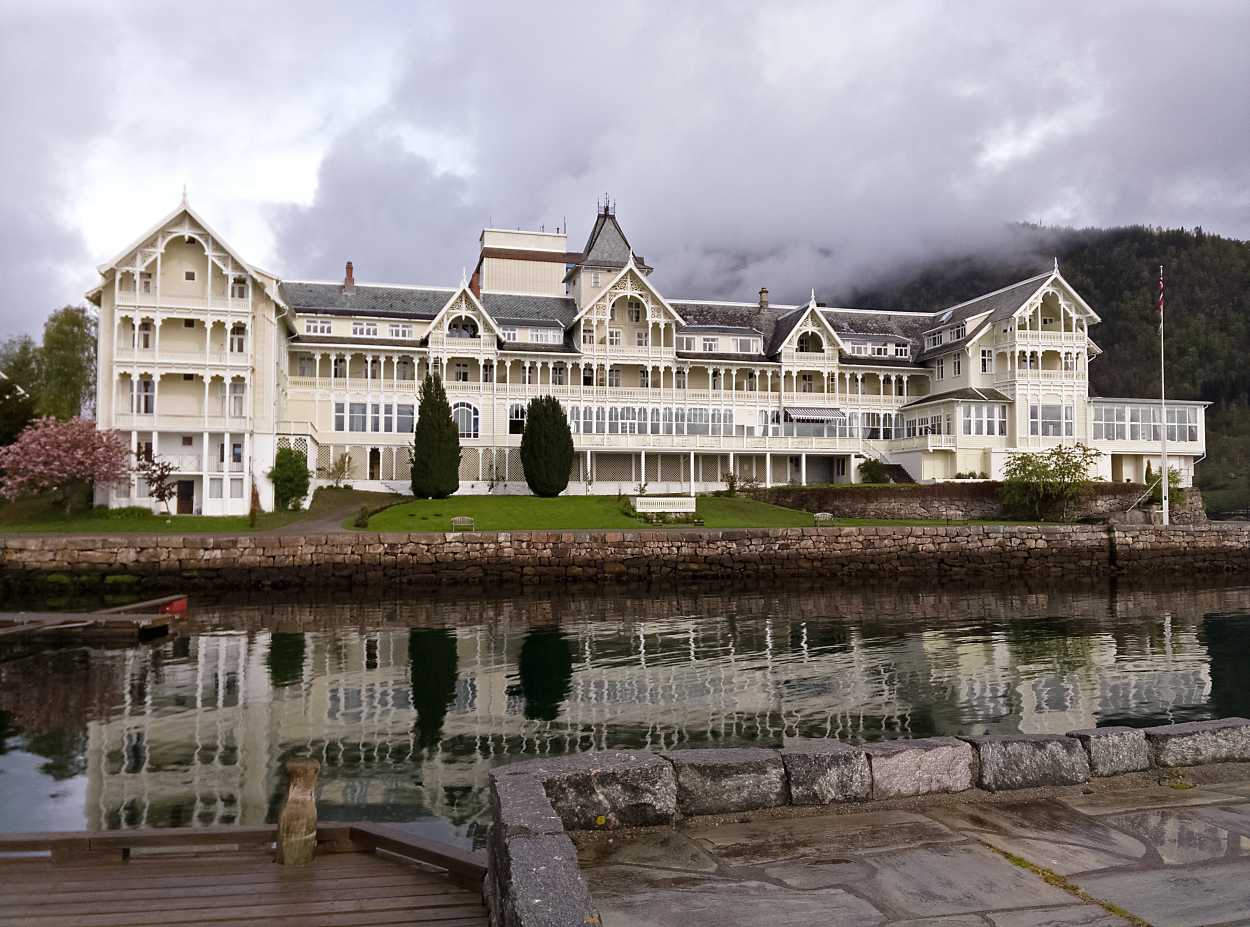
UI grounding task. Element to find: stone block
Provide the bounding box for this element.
[781,741,870,805]
[505,751,677,830]
[962,734,1090,791]
[1067,727,1150,776]
[1144,718,1250,767]
[489,769,565,840]
[666,747,788,816]
[491,833,599,927]
[864,737,974,799]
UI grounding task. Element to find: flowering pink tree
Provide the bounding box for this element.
[0,417,131,511]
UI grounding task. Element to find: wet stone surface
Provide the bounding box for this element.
[580,770,1250,927]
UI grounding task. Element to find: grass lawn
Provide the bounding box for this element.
[364,493,1021,532]
[0,487,397,535]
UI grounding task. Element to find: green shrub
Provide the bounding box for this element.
[268,447,311,511]
[1150,466,1186,505]
[858,459,890,483]
[999,444,1100,521]
[410,374,461,499]
[520,395,574,497]
[354,505,370,528]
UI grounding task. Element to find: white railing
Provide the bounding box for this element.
[165,453,202,471]
[114,349,248,367]
[633,496,696,513]
[889,434,957,451]
[112,412,249,430]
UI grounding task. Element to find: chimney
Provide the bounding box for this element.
[343,260,355,293]
[758,287,769,309]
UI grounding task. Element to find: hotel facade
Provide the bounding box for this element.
[89,199,1206,514]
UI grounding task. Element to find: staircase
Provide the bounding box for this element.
[881,463,916,484]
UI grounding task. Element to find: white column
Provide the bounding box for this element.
[800,453,807,486]
[689,450,696,497]
[765,453,772,488]
[243,432,252,510]
[640,449,646,486]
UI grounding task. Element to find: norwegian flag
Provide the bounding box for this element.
[1157,265,1165,333]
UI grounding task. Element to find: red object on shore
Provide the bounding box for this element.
[160,596,189,615]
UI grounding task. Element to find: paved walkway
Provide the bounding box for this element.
[580,766,1250,927]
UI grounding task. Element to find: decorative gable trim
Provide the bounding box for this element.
[569,257,686,328]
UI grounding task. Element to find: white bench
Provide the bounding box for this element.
[450,516,475,531]
[632,496,696,514]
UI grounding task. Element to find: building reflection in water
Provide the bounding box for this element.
[1,581,1248,845]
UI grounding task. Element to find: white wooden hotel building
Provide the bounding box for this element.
[89,199,1206,514]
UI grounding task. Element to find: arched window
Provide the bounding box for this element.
[452,402,479,438]
[797,331,824,353]
[447,316,479,339]
[509,402,526,435]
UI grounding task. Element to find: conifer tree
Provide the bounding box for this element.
[410,373,461,498]
[520,395,574,497]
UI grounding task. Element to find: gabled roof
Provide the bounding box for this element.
[915,272,1054,361]
[570,258,685,327]
[280,281,453,319]
[901,386,1012,409]
[481,293,579,328]
[581,210,634,268]
[95,200,256,279]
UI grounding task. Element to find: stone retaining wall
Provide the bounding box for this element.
[1,521,1246,591]
[485,718,1250,927]
[756,483,1207,523]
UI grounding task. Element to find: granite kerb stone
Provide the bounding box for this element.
[1145,717,1250,767]
[961,733,1091,791]
[863,736,974,799]
[780,740,871,805]
[665,747,788,816]
[1067,726,1151,776]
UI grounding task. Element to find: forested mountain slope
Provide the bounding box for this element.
[841,226,1250,512]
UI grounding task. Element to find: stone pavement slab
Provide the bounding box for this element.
[987,907,1133,926]
[1056,784,1241,816]
[1074,858,1250,926]
[1100,806,1250,864]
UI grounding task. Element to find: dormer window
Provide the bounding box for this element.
[352,321,378,338]
[950,323,966,340]
[872,344,890,357]
[502,327,518,342]
[894,344,910,358]
[925,332,944,350]
[184,270,197,282]
[702,337,718,353]
[677,335,695,351]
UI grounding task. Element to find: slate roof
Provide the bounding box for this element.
[675,351,779,364]
[837,354,927,370]
[901,387,1012,409]
[291,335,423,350]
[915,273,1052,361]
[480,293,579,328]
[498,341,580,355]
[280,281,452,319]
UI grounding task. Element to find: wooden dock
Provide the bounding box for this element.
[0,595,189,644]
[0,824,489,926]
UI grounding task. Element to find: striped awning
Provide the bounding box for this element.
[784,406,847,424]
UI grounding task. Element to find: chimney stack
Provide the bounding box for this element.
[344,260,355,292]
[758,287,769,309]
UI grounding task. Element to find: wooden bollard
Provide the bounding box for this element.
[276,758,320,865]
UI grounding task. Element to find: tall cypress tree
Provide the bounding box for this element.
[410,373,461,498]
[520,395,574,497]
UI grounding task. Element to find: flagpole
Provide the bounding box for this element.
[1159,264,1169,527]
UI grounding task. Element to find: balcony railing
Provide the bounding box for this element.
[112,412,250,430]
[114,348,249,367]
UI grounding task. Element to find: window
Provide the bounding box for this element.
[851,343,868,356]
[182,373,194,381]
[925,332,944,350]
[530,328,559,344]
[133,378,155,414]
[390,324,414,339]
[952,353,961,376]
[627,301,642,323]
[383,403,394,432]
[796,332,823,353]
[702,337,718,353]
[481,362,493,383]
[962,404,1008,437]
[184,270,196,282]
[800,373,814,393]
[639,368,649,388]
[228,382,245,417]
[607,367,621,388]
[1167,406,1199,442]
[181,435,193,447]
[334,402,345,431]
[397,404,415,433]
[950,323,966,341]
[138,321,153,350]
[894,344,910,358]
[349,402,367,432]
[229,325,246,353]
[209,478,223,499]
[370,403,380,432]
[232,442,243,464]
[509,403,527,435]
[608,329,622,347]
[677,335,696,351]
[305,319,331,335]
[872,343,890,357]
[591,272,601,288]
[230,278,247,299]
[736,338,756,353]
[140,273,152,294]
[447,317,479,339]
[332,355,347,377]
[183,319,195,328]
[352,321,378,338]
[937,357,945,380]
[981,349,994,374]
[502,327,519,342]
[230,478,244,499]
[582,326,596,346]
[397,357,415,380]
[1063,352,1076,373]
[453,362,470,383]
[582,366,595,386]
[452,402,479,438]
[675,368,687,389]
[636,331,649,348]
[552,365,566,386]
[1029,403,1074,437]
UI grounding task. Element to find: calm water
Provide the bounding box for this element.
[3,581,1250,848]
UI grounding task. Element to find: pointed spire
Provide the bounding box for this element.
[460,267,468,288]
[809,288,817,307]
[1053,256,1059,273]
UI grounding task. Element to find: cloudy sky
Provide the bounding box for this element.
[2,0,1247,338]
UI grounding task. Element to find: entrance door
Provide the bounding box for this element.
[176,480,195,514]
[369,448,381,481]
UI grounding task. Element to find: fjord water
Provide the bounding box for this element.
[2,581,1250,848]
